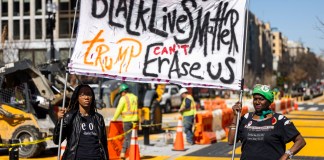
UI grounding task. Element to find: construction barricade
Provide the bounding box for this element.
[268,98,298,114]
[203,97,227,111]
[194,111,216,144]
[107,121,125,160]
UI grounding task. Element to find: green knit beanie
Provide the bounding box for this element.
[252,84,274,103]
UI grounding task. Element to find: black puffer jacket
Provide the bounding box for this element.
[53,110,108,160]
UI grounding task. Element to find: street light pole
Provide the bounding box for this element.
[47,0,56,61]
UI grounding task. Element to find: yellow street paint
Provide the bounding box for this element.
[175,156,240,160]
[138,133,164,141]
[297,127,324,137]
[230,138,324,158]
[141,156,170,160]
[0,156,57,160]
[289,110,324,115]
[287,138,324,157]
[291,119,324,127]
[286,115,324,120]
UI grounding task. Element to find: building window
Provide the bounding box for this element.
[34,50,46,65]
[59,0,69,14]
[19,50,33,62]
[19,49,46,66]
[24,0,30,16]
[71,0,80,10]
[35,0,42,15]
[60,48,70,60]
[0,50,3,64]
[13,20,20,40]
[35,19,42,39]
[1,21,8,42]
[59,18,69,38]
[13,0,20,16]
[2,0,8,16]
[24,20,30,39]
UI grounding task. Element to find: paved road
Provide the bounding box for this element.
[298,103,324,112]
[1,101,324,160]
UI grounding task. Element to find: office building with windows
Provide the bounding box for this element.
[0,0,78,66]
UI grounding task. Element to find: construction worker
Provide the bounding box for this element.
[112,83,139,159]
[178,88,196,145]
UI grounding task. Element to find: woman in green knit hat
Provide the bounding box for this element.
[228,84,306,160]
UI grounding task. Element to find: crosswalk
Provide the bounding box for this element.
[297,103,324,111]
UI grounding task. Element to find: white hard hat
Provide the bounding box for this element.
[179,88,188,95]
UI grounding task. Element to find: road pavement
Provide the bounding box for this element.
[1,94,324,160]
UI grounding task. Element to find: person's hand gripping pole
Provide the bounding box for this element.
[230,102,242,160]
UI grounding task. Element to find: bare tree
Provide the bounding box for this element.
[316,17,324,39]
[288,51,321,85]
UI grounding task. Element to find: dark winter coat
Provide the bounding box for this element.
[53,110,108,160]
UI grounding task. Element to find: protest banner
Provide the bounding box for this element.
[69,0,247,90]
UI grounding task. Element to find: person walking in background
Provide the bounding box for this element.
[228,84,306,160]
[112,83,139,159]
[178,88,196,145]
[53,84,108,160]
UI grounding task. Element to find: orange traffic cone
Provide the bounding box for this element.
[60,140,66,160]
[129,127,140,160]
[172,117,186,151]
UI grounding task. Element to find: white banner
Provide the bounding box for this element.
[69,0,247,90]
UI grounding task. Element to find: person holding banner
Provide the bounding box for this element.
[53,84,109,160]
[178,88,196,145]
[228,84,306,160]
[112,83,139,159]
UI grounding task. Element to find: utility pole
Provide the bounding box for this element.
[46,0,56,84]
[47,0,56,61]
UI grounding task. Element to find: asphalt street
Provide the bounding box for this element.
[1,94,324,160]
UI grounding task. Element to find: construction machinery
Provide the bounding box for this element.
[0,60,70,158]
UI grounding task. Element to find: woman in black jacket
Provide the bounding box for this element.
[53,84,109,160]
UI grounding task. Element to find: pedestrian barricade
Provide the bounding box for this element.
[194,111,216,144]
[203,98,227,111]
[293,101,298,111]
[107,121,125,160]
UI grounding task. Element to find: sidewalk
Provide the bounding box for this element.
[306,92,324,103]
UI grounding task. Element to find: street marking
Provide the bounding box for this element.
[298,107,305,110]
[289,110,324,115]
[308,107,318,111]
[306,102,315,105]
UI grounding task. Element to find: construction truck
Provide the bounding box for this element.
[0,60,71,158]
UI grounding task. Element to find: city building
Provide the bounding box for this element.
[0,0,78,66]
[245,12,273,88]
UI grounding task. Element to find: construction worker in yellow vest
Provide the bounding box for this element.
[112,83,139,159]
[178,88,196,145]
